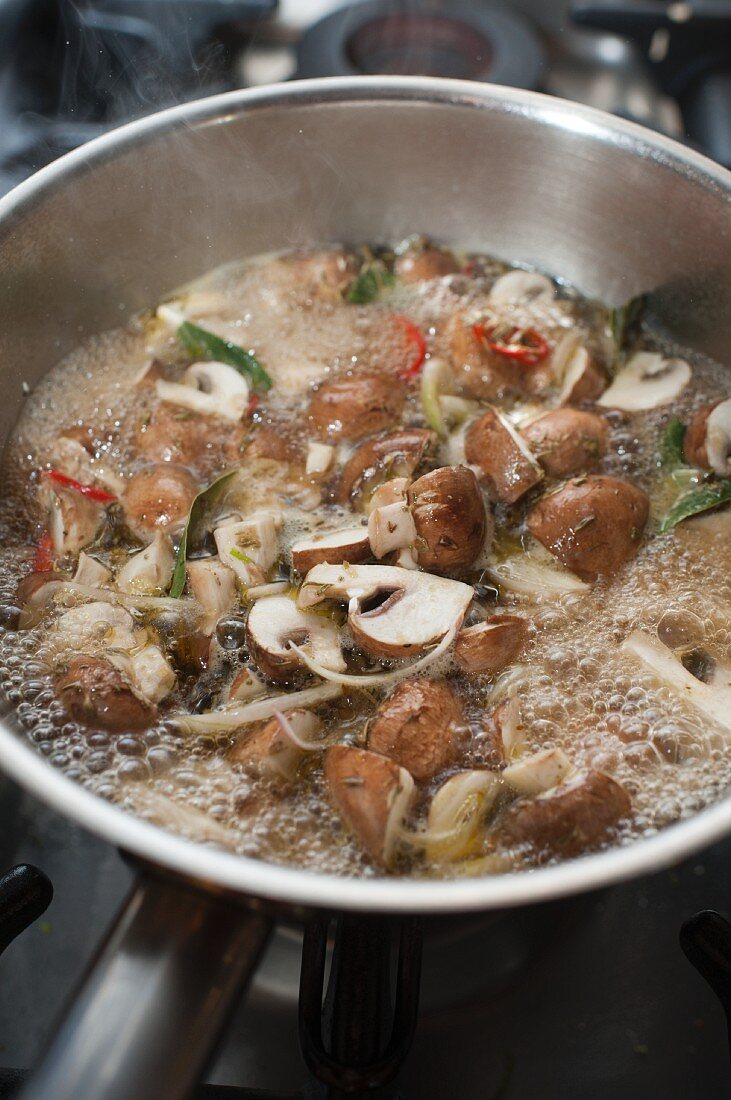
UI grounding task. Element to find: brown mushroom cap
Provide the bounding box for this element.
[123,463,199,541]
[445,311,523,400]
[280,248,359,295]
[526,474,649,581]
[367,678,464,781]
[325,744,415,865]
[408,465,487,574]
[307,371,406,442]
[683,402,719,468]
[245,424,304,466]
[521,408,608,478]
[338,429,436,504]
[464,408,543,504]
[454,614,529,676]
[499,770,631,856]
[136,402,244,470]
[395,245,460,283]
[56,655,156,732]
[291,527,372,574]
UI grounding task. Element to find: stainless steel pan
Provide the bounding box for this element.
[0,76,729,1098]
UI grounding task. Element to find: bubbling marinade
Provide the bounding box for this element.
[1,237,730,879]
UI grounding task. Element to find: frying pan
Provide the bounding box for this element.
[0,77,729,1098]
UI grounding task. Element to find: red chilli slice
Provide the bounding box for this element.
[32,531,55,573]
[473,322,549,367]
[42,468,116,504]
[393,314,427,381]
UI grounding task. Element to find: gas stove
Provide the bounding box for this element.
[2,2,731,1098]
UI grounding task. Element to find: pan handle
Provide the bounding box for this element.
[18,871,272,1100]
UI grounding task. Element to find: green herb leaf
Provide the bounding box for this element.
[659,479,731,533]
[346,266,395,305]
[660,417,687,469]
[169,470,240,597]
[610,294,646,352]
[178,321,271,393]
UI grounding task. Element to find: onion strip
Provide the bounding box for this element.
[273,709,326,752]
[174,681,343,734]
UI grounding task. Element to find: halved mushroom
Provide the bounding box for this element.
[426,770,501,862]
[338,429,435,504]
[297,564,473,658]
[557,345,606,405]
[408,465,487,573]
[368,501,416,560]
[367,477,410,513]
[213,510,282,586]
[41,483,103,557]
[621,629,731,733]
[367,678,464,781]
[464,408,543,504]
[454,614,529,676]
[186,557,237,635]
[503,746,574,795]
[488,270,554,306]
[305,441,335,479]
[246,594,346,682]
[445,310,522,401]
[116,531,175,595]
[684,398,731,477]
[55,655,156,732]
[598,352,691,411]
[325,744,415,867]
[521,408,608,478]
[291,527,371,574]
[499,770,631,856]
[55,601,138,651]
[526,475,649,581]
[73,552,112,588]
[156,361,249,422]
[394,242,460,283]
[308,371,405,442]
[124,464,199,543]
[129,644,177,704]
[230,710,322,782]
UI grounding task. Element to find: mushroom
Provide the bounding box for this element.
[50,430,124,496]
[368,501,416,560]
[520,408,608,478]
[55,601,138,651]
[291,527,371,574]
[213,510,282,586]
[246,594,346,682]
[186,557,237,636]
[55,655,156,732]
[503,746,574,795]
[492,696,526,760]
[338,429,435,504]
[280,248,359,296]
[684,399,731,477]
[557,345,606,405]
[324,744,415,866]
[116,531,175,594]
[394,242,460,283]
[230,710,322,782]
[155,361,250,422]
[225,665,266,703]
[366,678,464,781]
[499,770,631,856]
[620,629,731,733]
[464,408,543,503]
[123,464,199,543]
[41,483,103,557]
[136,403,244,469]
[526,475,649,581]
[445,310,522,400]
[426,770,501,862]
[454,614,528,676]
[488,270,554,306]
[308,371,406,442]
[128,644,177,704]
[597,352,691,411]
[367,477,410,513]
[408,465,487,573]
[297,563,473,658]
[73,552,112,588]
[306,441,335,479]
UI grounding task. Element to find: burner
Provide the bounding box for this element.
[296,0,545,89]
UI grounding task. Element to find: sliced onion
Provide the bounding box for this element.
[245,581,290,600]
[175,681,343,734]
[25,580,197,615]
[273,709,326,752]
[420,356,453,438]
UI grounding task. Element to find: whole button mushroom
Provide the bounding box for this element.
[56,655,156,732]
[408,465,487,574]
[367,679,465,781]
[325,744,415,867]
[307,371,406,442]
[526,475,649,581]
[337,428,436,504]
[123,463,199,542]
[445,311,523,401]
[136,403,244,470]
[520,408,608,478]
[395,242,460,283]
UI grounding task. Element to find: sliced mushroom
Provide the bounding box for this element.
[116,531,175,594]
[557,345,606,405]
[230,710,322,782]
[598,352,691,411]
[704,399,731,477]
[73,552,111,588]
[526,475,649,581]
[291,527,371,574]
[55,655,156,732]
[521,408,608,477]
[305,441,335,479]
[213,510,282,586]
[488,270,554,306]
[156,361,249,422]
[367,477,410,514]
[394,243,459,283]
[41,483,103,558]
[446,310,522,401]
[124,464,199,543]
[308,371,405,442]
[367,678,464,781]
[338,429,435,504]
[129,644,176,704]
[426,770,501,862]
[621,629,731,733]
[408,465,487,573]
[186,557,237,636]
[297,563,473,658]
[499,770,631,856]
[454,614,528,676]
[503,746,574,795]
[55,601,138,651]
[246,594,346,682]
[368,501,416,560]
[325,744,415,866]
[464,408,543,504]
